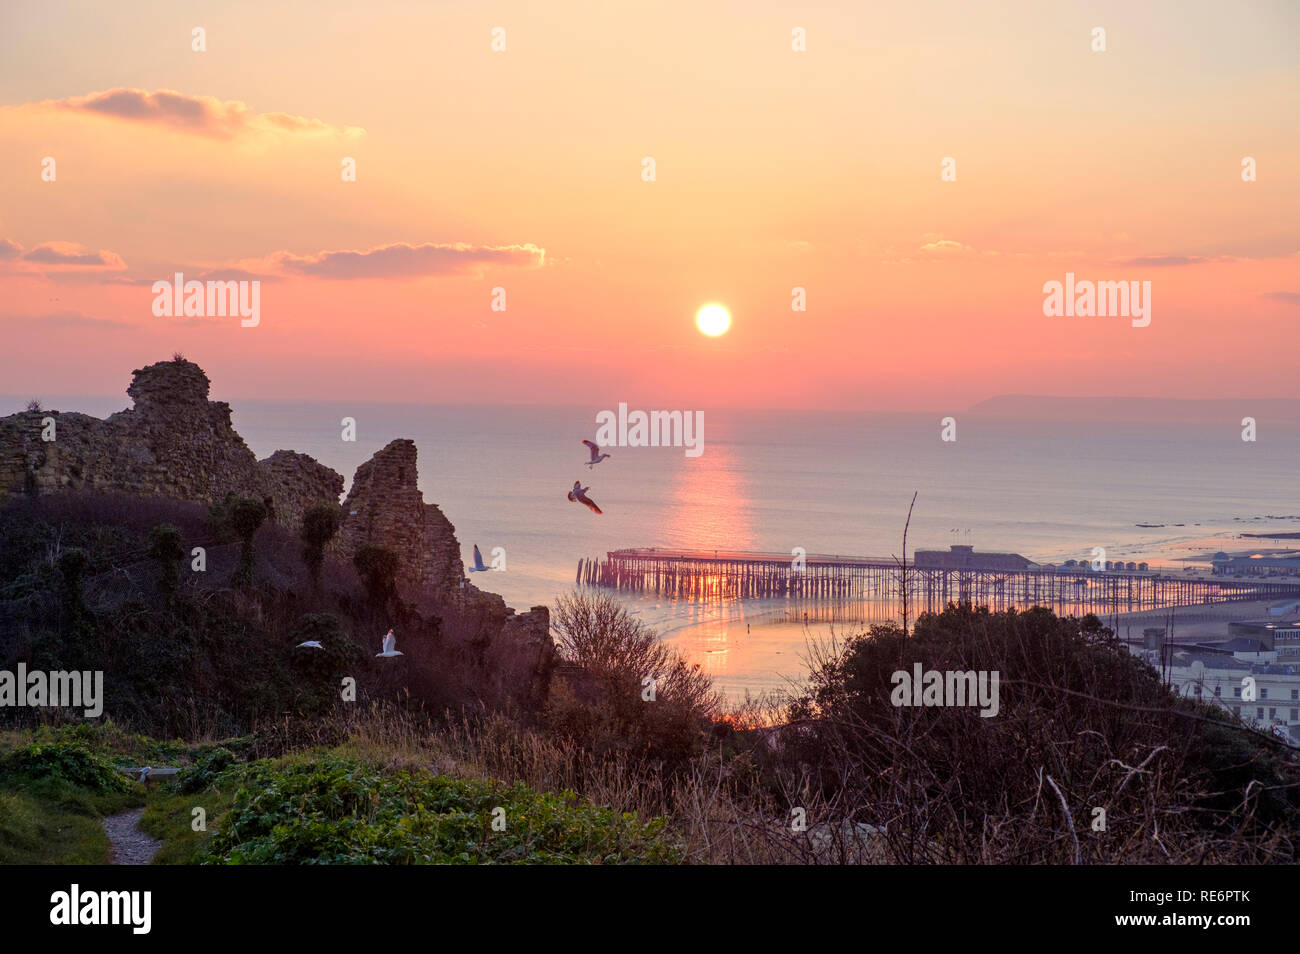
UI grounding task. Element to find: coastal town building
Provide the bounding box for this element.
[1211,552,1300,578]
[913,545,1031,571]
[1140,630,1300,744]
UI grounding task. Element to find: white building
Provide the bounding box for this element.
[1146,649,1300,743]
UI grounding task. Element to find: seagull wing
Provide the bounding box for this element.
[577,492,602,514]
[583,440,600,460]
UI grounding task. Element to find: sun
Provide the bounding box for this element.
[695,303,731,336]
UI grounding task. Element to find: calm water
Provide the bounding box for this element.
[12,396,1300,698]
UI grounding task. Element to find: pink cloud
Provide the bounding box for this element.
[33,88,364,140]
[20,241,126,270]
[268,242,546,279]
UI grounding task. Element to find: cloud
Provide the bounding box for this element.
[1112,255,1234,267]
[1262,291,1300,305]
[33,88,364,140]
[269,242,546,279]
[919,239,973,255]
[0,238,22,260]
[20,242,126,270]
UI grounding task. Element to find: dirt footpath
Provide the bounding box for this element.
[103,807,162,865]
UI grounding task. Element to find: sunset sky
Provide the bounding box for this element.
[1,0,1297,410]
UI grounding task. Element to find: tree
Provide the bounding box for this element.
[226,496,267,584]
[300,504,341,589]
[148,523,185,595]
[353,545,399,608]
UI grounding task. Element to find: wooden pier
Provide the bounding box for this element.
[576,548,1300,617]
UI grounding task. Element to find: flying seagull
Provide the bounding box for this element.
[137,766,152,784]
[376,629,404,657]
[296,640,324,649]
[568,481,602,514]
[469,544,489,572]
[582,440,611,468]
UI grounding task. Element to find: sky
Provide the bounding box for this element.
[0,0,1297,411]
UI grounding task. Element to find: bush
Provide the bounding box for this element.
[204,755,681,864]
[783,604,1300,863]
[548,591,718,768]
[148,523,186,594]
[300,505,341,588]
[1,741,130,794]
[353,545,399,608]
[177,747,236,795]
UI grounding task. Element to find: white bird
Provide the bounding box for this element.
[296,640,324,649]
[582,440,611,468]
[567,481,602,514]
[375,629,404,657]
[137,766,152,783]
[469,544,489,572]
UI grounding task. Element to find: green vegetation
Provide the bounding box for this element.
[203,755,680,865]
[0,731,141,864]
[0,724,679,865]
[0,494,417,737]
[784,606,1300,863]
[352,545,398,609]
[224,497,267,584]
[300,504,341,590]
[148,523,186,595]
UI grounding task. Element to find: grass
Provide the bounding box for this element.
[139,789,235,864]
[0,773,141,864]
[186,751,682,865]
[0,721,683,865]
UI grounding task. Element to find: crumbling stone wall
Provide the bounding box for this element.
[0,359,342,528]
[338,439,465,599]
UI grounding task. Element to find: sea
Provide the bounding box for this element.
[9,395,1300,700]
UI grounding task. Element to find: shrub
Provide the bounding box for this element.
[1,741,130,794]
[148,523,186,594]
[783,603,1300,863]
[219,496,267,584]
[548,591,718,767]
[204,755,681,864]
[353,545,399,608]
[300,505,341,589]
[177,747,236,795]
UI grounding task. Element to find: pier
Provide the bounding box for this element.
[576,548,1300,616]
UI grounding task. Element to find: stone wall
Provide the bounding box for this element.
[0,359,342,529]
[338,439,465,600]
[0,358,522,616]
